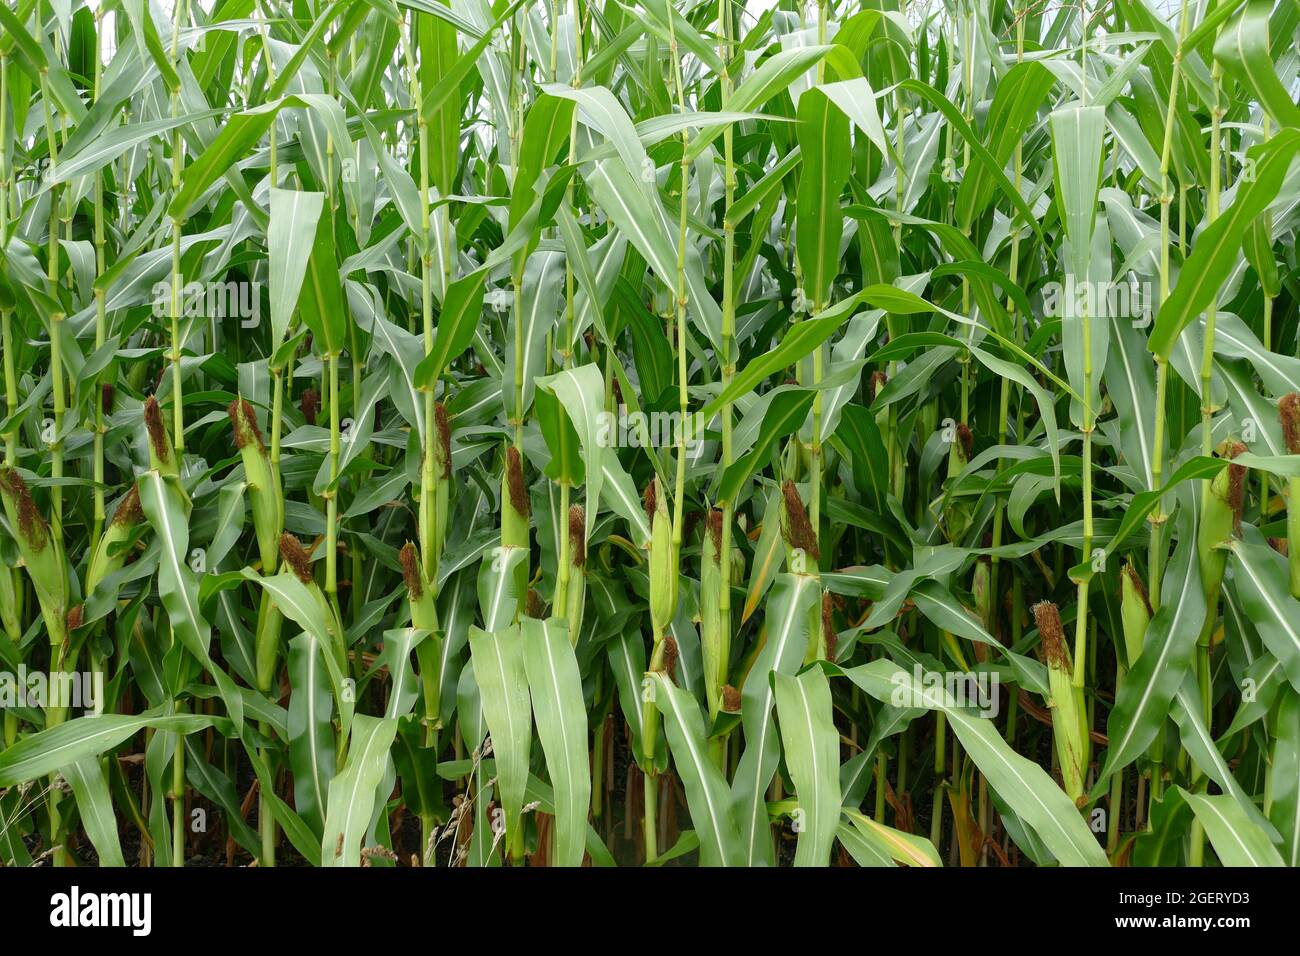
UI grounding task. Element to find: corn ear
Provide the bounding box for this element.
[433,403,452,570]
[564,506,586,643]
[779,479,819,572]
[143,395,179,479]
[944,422,973,542]
[0,466,68,647]
[230,398,283,572]
[646,476,676,640]
[779,480,825,661]
[501,445,530,606]
[972,557,991,634]
[253,590,283,695]
[402,541,442,734]
[1118,561,1152,671]
[86,484,144,593]
[1197,439,1246,614]
[0,557,22,644]
[1033,601,1087,803]
[700,509,724,718]
[279,533,346,676]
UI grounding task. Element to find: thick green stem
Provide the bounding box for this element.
[172,709,186,868]
[717,0,736,716]
[1147,0,1191,614]
[326,351,341,596]
[0,52,10,466]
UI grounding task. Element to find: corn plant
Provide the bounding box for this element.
[0,0,1298,870]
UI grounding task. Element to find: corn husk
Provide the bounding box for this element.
[501,445,531,605]
[402,540,442,732]
[1197,439,1246,618]
[143,395,179,479]
[230,398,283,572]
[1119,561,1151,670]
[0,467,69,647]
[645,476,676,638]
[86,485,145,594]
[1033,601,1087,803]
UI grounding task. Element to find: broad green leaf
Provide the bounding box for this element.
[697,293,867,424]
[1178,788,1285,867]
[732,573,820,866]
[842,660,1109,866]
[520,618,589,867]
[772,666,841,867]
[1228,527,1300,693]
[536,363,608,546]
[297,201,348,355]
[841,808,941,867]
[1269,689,1300,866]
[287,632,337,836]
[64,757,126,867]
[795,87,851,307]
[139,471,244,731]
[1095,512,1203,787]
[717,390,814,505]
[414,268,489,388]
[1214,0,1300,130]
[0,711,214,787]
[1148,129,1300,358]
[651,674,742,866]
[268,188,325,348]
[320,714,399,867]
[468,624,532,856]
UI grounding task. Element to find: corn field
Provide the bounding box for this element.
[0,0,1298,871]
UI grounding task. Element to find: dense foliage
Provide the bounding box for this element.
[0,0,1298,868]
